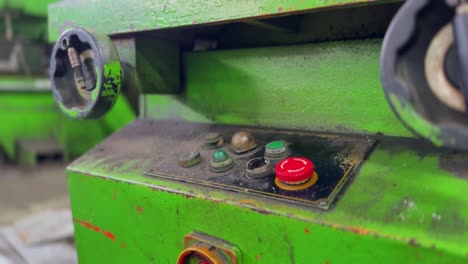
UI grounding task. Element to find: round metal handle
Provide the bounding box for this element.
[380,0,468,150]
[50,28,122,119]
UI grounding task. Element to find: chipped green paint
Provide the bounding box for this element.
[55,61,121,119]
[102,61,121,100]
[48,0,395,42]
[389,93,443,146]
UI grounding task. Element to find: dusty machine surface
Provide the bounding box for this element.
[49,0,467,263]
[0,0,135,166]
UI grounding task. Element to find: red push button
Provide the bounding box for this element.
[275,157,314,184]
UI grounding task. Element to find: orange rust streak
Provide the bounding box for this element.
[237,199,258,207]
[347,226,372,235]
[101,230,116,241]
[318,219,393,240]
[137,206,143,213]
[112,189,118,200]
[74,218,116,242]
[122,243,127,249]
[256,255,262,260]
[304,228,310,234]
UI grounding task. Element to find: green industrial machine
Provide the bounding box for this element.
[48,0,467,263]
[0,0,135,165]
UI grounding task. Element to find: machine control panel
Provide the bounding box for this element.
[145,122,374,210]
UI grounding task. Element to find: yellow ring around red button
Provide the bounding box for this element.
[275,172,318,191]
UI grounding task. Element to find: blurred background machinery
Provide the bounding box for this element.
[0,0,135,166]
[48,0,467,263]
[0,2,135,262]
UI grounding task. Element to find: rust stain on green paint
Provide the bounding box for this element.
[74,218,116,241]
[137,205,144,213]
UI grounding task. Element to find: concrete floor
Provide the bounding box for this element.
[0,163,70,225]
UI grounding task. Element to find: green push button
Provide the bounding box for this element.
[267,141,286,149]
[265,140,291,159]
[213,149,229,162]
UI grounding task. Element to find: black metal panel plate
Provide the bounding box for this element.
[145,122,374,210]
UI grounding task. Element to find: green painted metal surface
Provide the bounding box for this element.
[67,120,467,263]
[145,39,412,137]
[48,0,394,42]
